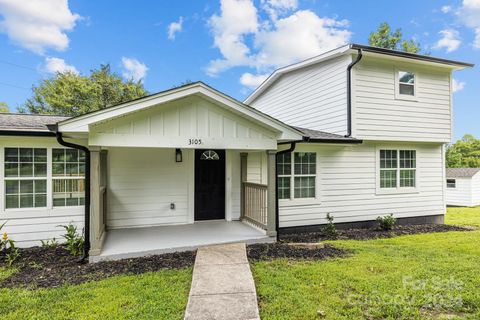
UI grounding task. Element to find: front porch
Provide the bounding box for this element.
[90,221,273,262]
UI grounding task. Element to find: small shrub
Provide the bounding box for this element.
[323,213,338,237]
[59,224,84,257]
[41,238,59,248]
[1,222,20,265]
[377,214,397,231]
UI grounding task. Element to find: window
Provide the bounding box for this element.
[446,179,456,188]
[52,149,85,207]
[277,152,316,199]
[379,149,416,189]
[398,71,415,96]
[4,148,47,209]
[200,150,220,160]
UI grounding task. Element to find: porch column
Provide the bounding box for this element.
[266,150,277,237]
[240,152,248,219]
[89,147,106,256]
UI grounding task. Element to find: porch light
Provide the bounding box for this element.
[175,148,183,162]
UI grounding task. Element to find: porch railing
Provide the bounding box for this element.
[242,182,268,229]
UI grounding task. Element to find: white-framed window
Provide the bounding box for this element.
[446,179,456,188]
[379,149,416,189]
[4,148,47,209]
[277,152,316,200]
[396,70,417,100]
[52,148,86,207]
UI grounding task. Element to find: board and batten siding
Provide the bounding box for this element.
[276,142,445,227]
[90,95,277,150]
[106,147,242,229]
[249,55,352,135]
[352,57,453,142]
[0,136,84,247]
[445,178,473,206]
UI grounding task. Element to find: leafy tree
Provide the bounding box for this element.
[20,65,148,116]
[446,134,480,168]
[368,22,421,53]
[0,102,9,113]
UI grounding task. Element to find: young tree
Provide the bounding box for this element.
[446,134,480,168]
[0,102,9,113]
[20,65,148,116]
[368,22,421,53]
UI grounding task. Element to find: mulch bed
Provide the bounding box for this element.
[0,246,196,289]
[279,224,473,243]
[247,243,347,262]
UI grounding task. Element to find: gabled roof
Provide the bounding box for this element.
[54,81,304,141]
[244,43,474,104]
[446,168,480,178]
[0,113,70,136]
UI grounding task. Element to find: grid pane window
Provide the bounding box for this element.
[52,148,85,207]
[446,179,456,188]
[277,152,316,199]
[4,148,47,209]
[380,149,417,189]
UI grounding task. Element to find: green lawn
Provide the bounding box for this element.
[252,208,480,320]
[0,268,192,320]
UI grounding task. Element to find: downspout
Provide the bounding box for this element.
[345,48,363,137]
[48,124,91,262]
[275,140,300,241]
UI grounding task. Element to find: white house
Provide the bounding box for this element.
[446,168,480,207]
[0,44,473,262]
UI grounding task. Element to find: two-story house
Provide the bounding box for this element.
[0,44,473,262]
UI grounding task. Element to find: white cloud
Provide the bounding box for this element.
[167,16,183,40]
[206,0,351,83]
[44,57,78,74]
[457,0,480,48]
[254,10,351,69]
[239,72,268,88]
[206,0,259,75]
[452,78,466,92]
[441,5,452,13]
[433,29,461,52]
[121,57,148,82]
[0,0,80,54]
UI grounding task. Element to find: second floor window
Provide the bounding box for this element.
[398,71,415,96]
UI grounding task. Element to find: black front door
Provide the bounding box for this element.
[195,149,226,220]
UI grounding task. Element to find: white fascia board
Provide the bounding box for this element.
[57,83,303,141]
[244,44,351,104]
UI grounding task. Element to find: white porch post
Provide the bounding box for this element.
[89,146,106,256]
[266,150,277,237]
[240,152,248,219]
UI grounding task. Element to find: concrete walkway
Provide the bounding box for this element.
[184,243,260,320]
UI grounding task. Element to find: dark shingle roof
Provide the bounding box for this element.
[294,126,362,143]
[0,113,70,133]
[446,168,480,178]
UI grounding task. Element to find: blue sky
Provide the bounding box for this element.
[0,0,478,140]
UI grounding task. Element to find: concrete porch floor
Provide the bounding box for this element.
[90,221,274,262]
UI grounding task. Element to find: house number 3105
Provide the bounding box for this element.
[188,139,202,145]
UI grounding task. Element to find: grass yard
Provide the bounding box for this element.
[252,207,480,320]
[0,268,192,320]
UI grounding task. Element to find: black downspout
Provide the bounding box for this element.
[275,141,298,241]
[50,125,91,262]
[346,48,363,137]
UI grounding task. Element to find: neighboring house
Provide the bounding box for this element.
[0,44,473,262]
[445,168,480,207]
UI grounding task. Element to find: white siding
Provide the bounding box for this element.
[249,55,351,135]
[446,178,473,207]
[0,136,84,247]
[246,151,267,184]
[90,95,277,150]
[276,142,445,227]
[353,57,452,142]
[106,147,243,229]
[471,174,480,206]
